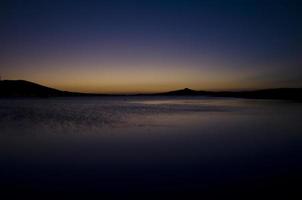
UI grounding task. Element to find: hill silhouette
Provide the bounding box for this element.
[0,80,301,100]
[0,80,112,97]
[0,80,66,97]
[156,88,302,100]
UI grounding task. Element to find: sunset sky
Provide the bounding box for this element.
[1,0,301,93]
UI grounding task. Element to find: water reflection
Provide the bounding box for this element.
[0,97,240,136]
[0,97,301,195]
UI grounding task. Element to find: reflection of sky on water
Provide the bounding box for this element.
[0,97,239,136]
[0,97,301,194]
[0,97,300,136]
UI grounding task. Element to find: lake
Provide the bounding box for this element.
[0,97,301,197]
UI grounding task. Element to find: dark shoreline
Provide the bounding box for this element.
[1,80,302,101]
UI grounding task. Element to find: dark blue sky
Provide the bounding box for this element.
[1,0,301,93]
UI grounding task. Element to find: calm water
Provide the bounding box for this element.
[0,97,301,196]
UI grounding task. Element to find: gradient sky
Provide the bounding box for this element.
[1,0,301,93]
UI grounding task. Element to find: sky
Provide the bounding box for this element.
[1,0,301,93]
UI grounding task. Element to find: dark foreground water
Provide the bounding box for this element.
[0,97,301,197]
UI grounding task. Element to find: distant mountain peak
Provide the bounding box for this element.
[161,87,198,95]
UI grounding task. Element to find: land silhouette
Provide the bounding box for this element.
[0,80,301,100]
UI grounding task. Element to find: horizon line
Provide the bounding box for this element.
[1,79,302,95]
